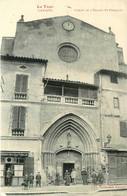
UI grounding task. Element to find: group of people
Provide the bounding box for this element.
[81,168,104,186]
[6,167,104,188]
[64,169,77,186]
[23,172,41,188]
[63,168,104,186]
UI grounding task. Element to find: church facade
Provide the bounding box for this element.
[1,15,127,186]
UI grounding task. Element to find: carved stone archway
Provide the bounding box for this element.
[42,113,99,177]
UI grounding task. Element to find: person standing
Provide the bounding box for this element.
[36,172,41,187]
[64,170,71,186]
[24,174,29,189]
[97,170,104,185]
[55,172,60,185]
[6,168,13,186]
[29,173,34,187]
[91,170,97,185]
[81,168,88,185]
[71,169,76,185]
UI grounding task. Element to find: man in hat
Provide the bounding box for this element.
[36,172,41,187]
[29,173,34,187]
[6,168,13,186]
[81,168,88,185]
[97,170,104,185]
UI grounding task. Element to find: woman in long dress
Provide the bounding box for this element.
[64,170,71,186]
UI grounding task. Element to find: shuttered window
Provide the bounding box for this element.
[12,106,26,136]
[44,85,62,95]
[24,157,34,176]
[15,75,28,100]
[110,73,118,84]
[113,97,119,108]
[120,121,127,137]
[15,75,28,93]
[80,88,97,99]
[64,87,78,97]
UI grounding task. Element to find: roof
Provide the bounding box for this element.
[95,69,127,79]
[102,144,127,151]
[24,15,111,35]
[43,78,98,88]
[1,55,48,64]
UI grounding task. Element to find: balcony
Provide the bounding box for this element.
[47,96,61,103]
[65,97,78,104]
[15,92,27,100]
[12,129,24,136]
[44,95,98,107]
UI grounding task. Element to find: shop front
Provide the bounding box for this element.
[1,151,34,186]
[108,151,127,184]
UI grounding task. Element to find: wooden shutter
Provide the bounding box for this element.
[110,73,118,83]
[15,75,28,93]
[80,88,89,98]
[64,87,78,97]
[24,157,34,176]
[89,90,97,99]
[21,75,28,93]
[117,156,121,178]
[12,106,19,129]
[108,155,117,183]
[15,75,22,92]
[120,121,127,137]
[19,107,26,129]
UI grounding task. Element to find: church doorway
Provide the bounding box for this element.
[56,150,82,181]
[42,113,99,182]
[63,163,74,179]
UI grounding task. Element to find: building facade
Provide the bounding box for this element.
[1,15,127,186]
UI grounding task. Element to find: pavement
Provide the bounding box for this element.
[1,184,127,195]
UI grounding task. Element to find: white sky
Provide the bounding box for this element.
[0,0,127,63]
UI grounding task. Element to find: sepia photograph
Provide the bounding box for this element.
[0,0,127,195]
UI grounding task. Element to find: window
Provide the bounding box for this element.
[44,85,62,96]
[58,43,79,63]
[0,165,4,176]
[15,74,28,100]
[64,87,78,97]
[113,97,119,108]
[1,76,4,92]
[12,106,26,136]
[14,165,23,176]
[110,73,118,84]
[80,88,97,99]
[120,121,127,137]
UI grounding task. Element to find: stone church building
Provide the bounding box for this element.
[1,15,127,186]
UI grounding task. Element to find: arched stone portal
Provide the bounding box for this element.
[56,149,82,181]
[42,113,99,181]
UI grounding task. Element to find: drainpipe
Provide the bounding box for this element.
[100,74,103,148]
[99,74,104,171]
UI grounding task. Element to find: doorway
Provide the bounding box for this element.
[5,164,14,186]
[63,163,74,179]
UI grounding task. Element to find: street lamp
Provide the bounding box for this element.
[104,134,112,147]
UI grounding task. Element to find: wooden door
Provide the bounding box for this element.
[108,154,117,183]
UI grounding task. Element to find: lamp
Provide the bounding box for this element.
[104,134,112,147]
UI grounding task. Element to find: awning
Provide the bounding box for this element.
[102,144,127,152]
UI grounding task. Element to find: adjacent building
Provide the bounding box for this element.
[1,15,127,186]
